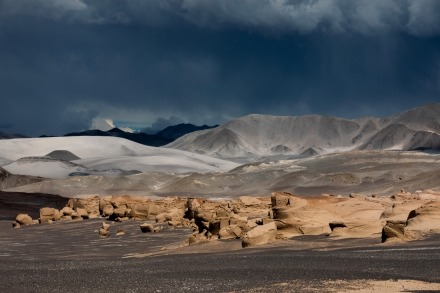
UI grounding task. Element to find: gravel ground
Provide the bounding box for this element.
[1,219,440,292]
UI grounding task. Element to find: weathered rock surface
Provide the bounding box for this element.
[13,189,440,247]
[271,190,440,241]
[242,222,277,247]
[15,213,33,225]
[99,222,110,237]
[405,201,440,240]
[140,223,154,233]
[39,207,62,222]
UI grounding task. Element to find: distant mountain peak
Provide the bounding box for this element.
[107,127,125,133]
[166,103,440,161]
[155,123,218,140]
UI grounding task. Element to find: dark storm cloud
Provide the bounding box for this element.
[2,0,440,36]
[0,0,439,135]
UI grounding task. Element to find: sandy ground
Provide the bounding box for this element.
[1,219,440,292]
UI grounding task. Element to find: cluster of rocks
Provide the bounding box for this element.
[12,189,440,247]
[381,190,440,242]
[184,196,275,247]
[13,205,96,228]
[272,190,440,243]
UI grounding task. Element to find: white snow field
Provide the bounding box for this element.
[0,136,238,179]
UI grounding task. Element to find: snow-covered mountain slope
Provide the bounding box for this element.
[166,103,440,161]
[0,137,239,179]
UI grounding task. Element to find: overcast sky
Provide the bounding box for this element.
[1,0,440,136]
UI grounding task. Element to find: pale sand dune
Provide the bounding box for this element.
[0,157,11,166]
[0,137,238,179]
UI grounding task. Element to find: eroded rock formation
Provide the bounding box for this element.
[11,189,440,248]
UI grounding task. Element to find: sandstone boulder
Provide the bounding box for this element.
[299,223,332,236]
[219,225,242,239]
[330,219,383,238]
[39,207,61,222]
[113,205,127,218]
[61,206,74,216]
[15,214,33,225]
[129,203,150,219]
[102,205,114,217]
[69,196,100,216]
[242,222,277,248]
[188,231,209,245]
[75,207,89,219]
[382,220,406,243]
[99,222,110,237]
[156,213,172,223]
[102,222,110,230]
[140,223,154,233]
[380,201,424,222]
[99,228,110,237]
[416,193,438,201]
[405,201,440,240]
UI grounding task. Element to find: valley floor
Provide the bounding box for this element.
[1,219,440,292]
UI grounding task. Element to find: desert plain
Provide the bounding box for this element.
[2,105,440,292]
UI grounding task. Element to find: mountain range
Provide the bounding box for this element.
[0,131,26,139]
[166,103,440,162]
[2,103,440,198]
[64,123,217,147]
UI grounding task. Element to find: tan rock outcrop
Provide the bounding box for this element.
[156,213,172,223]
[102,205,114,217]
[61,206,74,216]
[129,203,150,219]
[39,207,62,222]
[99,222,110,237]
[242,222,277,247]
[16,192,440,247]
[219,225,242,239]
[75,207,89,219]
[405,201,440,240]
[272,192,387,239]
[113,205,128,218]
[140,223,154,233]
[69,196,100,217]
[15,214,33,225]
[382,220,406,243]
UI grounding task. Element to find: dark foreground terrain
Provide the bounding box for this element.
[0,191,68,220]
[1,218,440,293]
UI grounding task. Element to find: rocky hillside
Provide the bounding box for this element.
[167,103,440,161]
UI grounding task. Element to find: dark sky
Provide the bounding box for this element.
[1,0,440,136]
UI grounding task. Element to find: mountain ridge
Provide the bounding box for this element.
[166,103,440,161]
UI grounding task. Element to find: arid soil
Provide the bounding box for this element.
[1,218,440,292]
